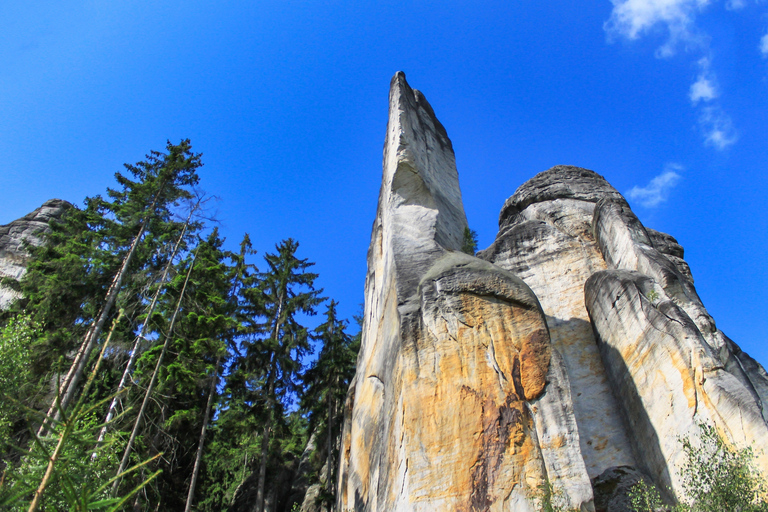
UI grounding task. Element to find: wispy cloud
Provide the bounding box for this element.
[627,165,683,208]
[689,58,718,104]
[699,106,738,149]
[760,32,768,57]
[604,0,752,149]
[604,0,710,57]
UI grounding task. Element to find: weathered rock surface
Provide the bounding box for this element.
[0,199,72,308]
[585,197,768,500]
[337,74,592,511]
[591,466,654,512]
[481,166,768,505]
[339,73,768,511]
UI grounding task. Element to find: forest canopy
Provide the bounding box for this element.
[0,140,358,512]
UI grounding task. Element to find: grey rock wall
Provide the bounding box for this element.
[0,199,72,309]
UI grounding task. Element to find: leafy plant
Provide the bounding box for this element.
[0,315,37,445]
[627,422,768,512]
[0,313,162,511]
[628,478,663,512]
[676,423,767,512]
[534,480,580,512]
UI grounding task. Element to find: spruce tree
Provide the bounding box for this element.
[302,300,358,509]
[15,140,202,433]
[237,238,323,512]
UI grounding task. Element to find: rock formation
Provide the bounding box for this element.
[337,72,768,511]
[0,199,72,309]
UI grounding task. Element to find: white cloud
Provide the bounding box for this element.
[760,32,768,57]
[699,106,738,149]
[604,0,711,57]
[627,166,683,208]
[689,57,718,104]
[604,1,744,149]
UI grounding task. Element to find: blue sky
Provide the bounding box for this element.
[1,1,766,367]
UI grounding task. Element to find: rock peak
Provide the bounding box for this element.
[0,198,72,308]
[499,165,625,227]
[379,71,468,298]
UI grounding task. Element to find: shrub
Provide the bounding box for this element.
[628,423,768,512]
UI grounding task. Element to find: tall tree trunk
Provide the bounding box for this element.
[326,322,336,510]
[93,210,194,452]
[254,291,285,512]
[327,378,334,510]
[111,248,197,497]
[28,312,123,512]
[38,185,168,436]
[37,227,144,437]
[184,357,220,512]
[254,370,275,512]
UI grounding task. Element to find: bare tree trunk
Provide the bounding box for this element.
[184,357,220,512]
[254,292,285,512]
[327,379,334,510]
[28,312,123,512]
[93,210,194,453]
[326,322,336,510]
[37,226,146,437]
[37,181,172,437]
[253,371,275,512]
[111,249,198,497]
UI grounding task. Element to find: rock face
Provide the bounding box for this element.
[338,73,768,511]
[0,199,72,309]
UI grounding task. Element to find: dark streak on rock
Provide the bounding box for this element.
[469,395,526,511]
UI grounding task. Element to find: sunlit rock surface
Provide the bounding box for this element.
[0,199,71,309]
[337,74,592,511]
[339,72,768,511]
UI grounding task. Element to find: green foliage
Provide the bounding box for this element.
[302,300,358,508]
[533,480,580,512]
[1,407,161,511]
[0,315,37,443]
[1,140,362,511]
[234,237,323,416]
[461,226,479,255]
[627,423,768,512]
[676,423,767,512]
[628,479,663,512]
[13,140,203,389]
[0,314,161,511]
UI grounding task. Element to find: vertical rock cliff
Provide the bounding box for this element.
[338,73,589,512]
[0,199,72,309]
[338,73,768,511]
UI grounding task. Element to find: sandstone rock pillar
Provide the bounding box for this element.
[337,74,591,511]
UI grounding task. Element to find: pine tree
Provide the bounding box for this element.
[302,300,358,509]
[111,230,239,509]
[237,238,323,512]
[15,140,202,435]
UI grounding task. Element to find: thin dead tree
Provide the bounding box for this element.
[111,247,198,497]
[92,203,198,453]
[183,356,221,512]
[37,183,170,437]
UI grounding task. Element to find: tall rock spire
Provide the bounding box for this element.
[336,74,587,512]
[380,71,468,297]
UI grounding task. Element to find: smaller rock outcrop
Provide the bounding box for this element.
[0,199,72,308]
